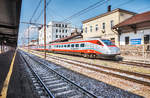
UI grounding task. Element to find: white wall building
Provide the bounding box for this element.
[114,11,150,46]
[120,30,150,45]
[39,21,72,45]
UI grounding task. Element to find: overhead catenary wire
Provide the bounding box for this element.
[112,0,135,9]
[34,0,52,23]
[63,0,109,22]
[30,0,43,22]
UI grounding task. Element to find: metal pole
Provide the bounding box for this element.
[44,0,46,59]
[28,25,30,52]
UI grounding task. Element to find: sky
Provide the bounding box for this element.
[18,0,150,46]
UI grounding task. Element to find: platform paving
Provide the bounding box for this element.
[0,50,38,98]
[0,50,15,93]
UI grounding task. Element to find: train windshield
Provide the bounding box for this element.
[101,40,115,46]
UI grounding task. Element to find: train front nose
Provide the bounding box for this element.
[108,47,120,54]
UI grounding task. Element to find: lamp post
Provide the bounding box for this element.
[44,0,46,59]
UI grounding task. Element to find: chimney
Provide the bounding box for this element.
[108,5,111,12]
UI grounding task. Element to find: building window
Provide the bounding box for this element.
[110,20,114,28]
[110,38,115,44]
[125,36,129,45]
[95,24,98,31]
[102,23,105,30]
[56,29,58,33]
[59,29,61,33]
[56,35,58,38]
[66,30,67,33]
[85,27,87,33]
[65,24,67,28]
[90,26,92,32]
[59,35,61,38]
[56,24,58,27]
[62,35,64,38]
[144,35,150,44]
[62,30,64,33]
[62,24,64,27]
[59,24,61,27]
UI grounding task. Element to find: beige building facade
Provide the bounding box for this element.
[82,8,136,46]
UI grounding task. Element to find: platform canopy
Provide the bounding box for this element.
[0,0,22,47]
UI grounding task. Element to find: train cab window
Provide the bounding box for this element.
[75,44,79,47]
[71,44,74,47]
[80,43,85,47]
[102,40,114,46]
[97,41,102,45]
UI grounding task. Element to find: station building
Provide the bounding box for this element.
[114,11,150,46]
[39,21,72,45]
[82,7,136,46]
[113,11,150,57]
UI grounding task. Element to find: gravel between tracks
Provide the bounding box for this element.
[25,51,143,98]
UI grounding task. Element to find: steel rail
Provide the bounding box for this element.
[29,50,150,87]
[21,50,98,98]
[20,53,55,98]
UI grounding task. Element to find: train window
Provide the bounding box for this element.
[71,44,74,47]
[64,45,66,47]
[67,44,70,47]
[80,43,85,47]
[75,44,79,47]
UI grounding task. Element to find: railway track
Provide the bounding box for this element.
[20,51,97,98]
[119,60,150,68]
[28,50,150,87]
[30,49,150,68]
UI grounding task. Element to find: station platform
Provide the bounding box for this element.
[0,50,37,98]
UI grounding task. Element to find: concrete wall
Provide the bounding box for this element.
[120,44,150,58]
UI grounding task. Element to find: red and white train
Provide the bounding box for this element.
[29,38,121,59]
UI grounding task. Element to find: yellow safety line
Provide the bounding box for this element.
[0,50,17,98]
